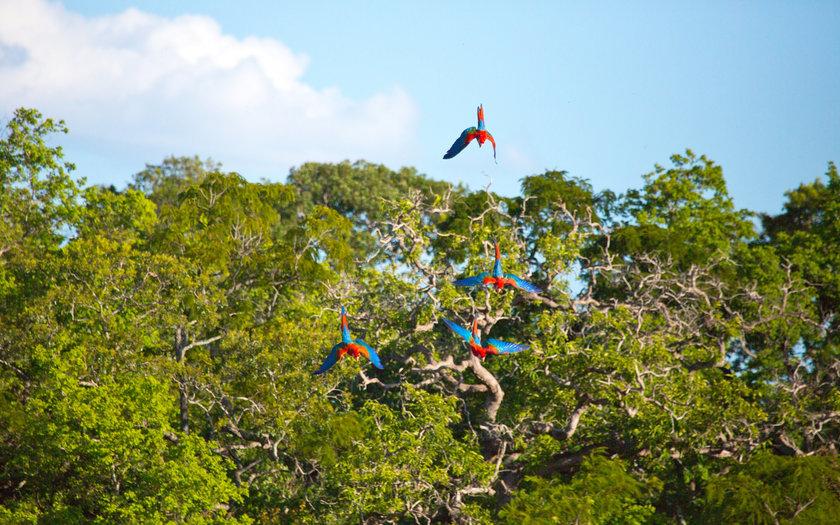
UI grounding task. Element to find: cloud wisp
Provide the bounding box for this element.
[0,0,418,177]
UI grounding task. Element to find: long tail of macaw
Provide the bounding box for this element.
[339,306,352,343]
[493,242,503,277]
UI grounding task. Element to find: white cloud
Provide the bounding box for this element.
[0,0,418,178]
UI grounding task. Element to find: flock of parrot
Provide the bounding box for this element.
[315,242,538,373]
[315,105,536,374]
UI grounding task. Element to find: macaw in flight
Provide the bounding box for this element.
[313,307,383,375]
[442,318,528,360]
[453,242,542,293]
[443,104,497,161]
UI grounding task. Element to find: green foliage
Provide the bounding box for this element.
[704,453,840,524]
[283,387,492,524]
[500,454,660,524]
[289,160,454,226]
[0,347,246,524]
[0,108,80,308]
[1,108,838,523]
[288,160,456,257]
[762,162,840,337]
[613,150,754,267]
[131,155,221,209]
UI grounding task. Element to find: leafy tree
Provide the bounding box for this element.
[131,155,221,209]
[1,347,246,524]
[0,108,79,310]
[288,160,458,257]
[1,108,838,523]
[704,452,840,524]
[500,454,661,524]
[611,150,754,268]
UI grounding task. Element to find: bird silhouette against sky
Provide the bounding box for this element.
[453,242,542,293]
[442,318,528,360]
[443,104,496,161]
[314,307,383,374]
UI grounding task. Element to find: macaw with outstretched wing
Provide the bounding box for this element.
[453,242,542,293]
[443,104,497,160]
[442,318,528,360]
[314,307,384,375]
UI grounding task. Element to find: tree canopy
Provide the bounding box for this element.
[1,108,838,523]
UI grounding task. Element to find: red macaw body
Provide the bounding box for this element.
[453,242,542,294]
[442,318,528,360]
[443,104,497,160]
[467,338,496,360]
[467,129,495,150]
[481,275,521,291]
[314,307,383,375]
[337,342,369,361]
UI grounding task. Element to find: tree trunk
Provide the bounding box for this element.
[469,354,504,423]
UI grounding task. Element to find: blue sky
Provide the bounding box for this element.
[2,1,838,213]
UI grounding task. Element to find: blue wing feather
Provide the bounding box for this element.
[486,338,529,354]
[314,342,344,375]
[443,127,477,159]
[453,272,488,287]
[355,339,384,369]
[505,273,542,294]
[442,318,473,343]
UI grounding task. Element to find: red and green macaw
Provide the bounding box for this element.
[443,104,497,160]
[442,318,528,360]
[453,242,542,293]
[314,307,383,375]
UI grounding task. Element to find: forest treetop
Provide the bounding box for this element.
[1,107,838,523]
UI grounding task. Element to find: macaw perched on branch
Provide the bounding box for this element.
[442,318,528,360]
[313,307,383,375]
[453,242,542,293]
[443,104,497,160]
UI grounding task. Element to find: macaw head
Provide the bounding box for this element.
[476,104,486,132]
